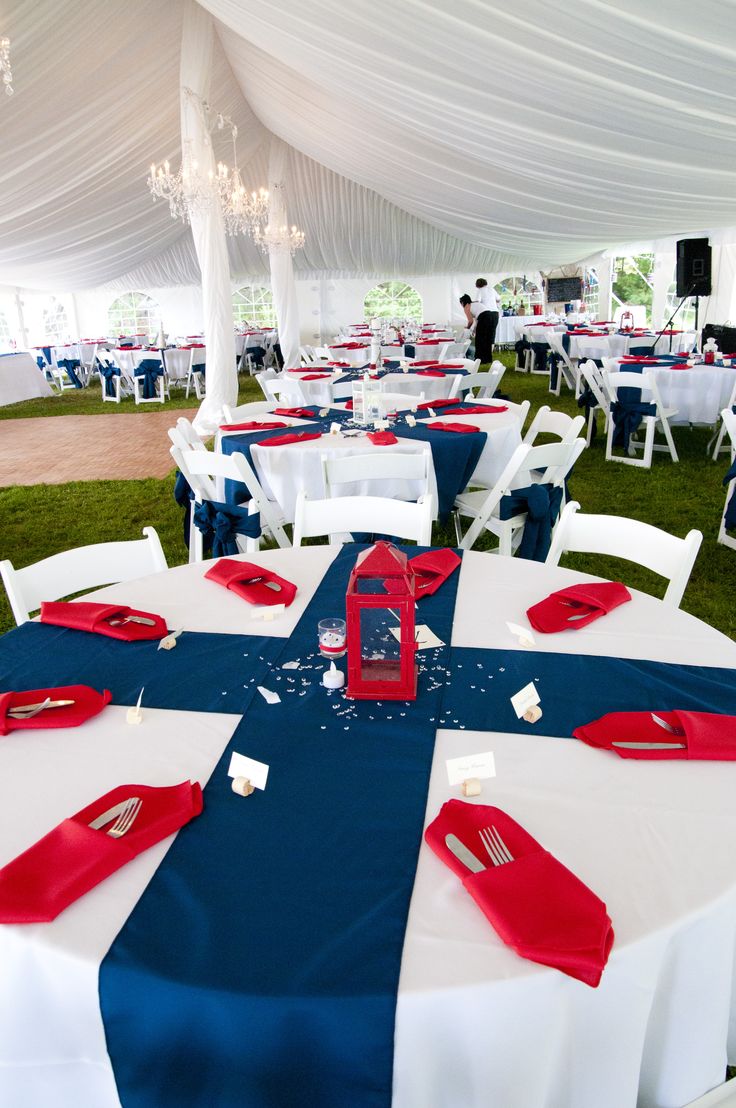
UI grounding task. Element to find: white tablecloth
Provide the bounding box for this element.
[286,368,466,407]
[0,352,53,405]
[217,406,524,521]
[610,361,736,425]
[497,315,539,343]
[524,330,698,360]
[3,548,736,1108]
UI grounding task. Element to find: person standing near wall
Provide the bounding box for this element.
[460,293,493,366]
[475,278,500,356]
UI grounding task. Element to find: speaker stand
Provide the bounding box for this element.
[648,282,697,356]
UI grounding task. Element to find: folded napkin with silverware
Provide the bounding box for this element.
[0,684,111,736]
[204,558,297,606]
[527,582,631,633]
[367,430,398,446]
[255,431,323,448]
[446,403,508,415]
[426,799,614,987]
[272,407,317,419]
[40,602,168,641]
[297,373,331,381]
[219,421,288,433]
[385,548,461,597]
[573,710,736,759]
[415,368,446,377]
[425,421,481,434]
[0,780,202,923]
[416,398,457,410]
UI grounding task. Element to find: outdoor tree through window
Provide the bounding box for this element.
[41,298,70,343]
[232,286,277,329]
[107,292,160,337]
[364,281,422,322]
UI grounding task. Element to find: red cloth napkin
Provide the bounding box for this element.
[0,781,202,923]
[298,373,331,381]
[409,548,461,596]
[219,421,288,433]
[411,360,442,367]
[527,582,631,633]
[344,399,354,410]
[621,357,661,364]
[0,685,111,737]
[367,431,398,445]
[416,369,447,377]
[40,602,168,641]
[416,397,457,410]
[327,361,351,368]
[204,558,297,606]
[256,431,323,448]
[272,407,315,419]
[573,710,736,760]
[453,403,507,415]
[668,363,690,370]
[425,799,614,987]
[425,421,481,433]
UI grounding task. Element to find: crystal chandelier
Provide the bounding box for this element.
[253,222,306,256]
[1,37,13,96]
[147,89,269,238]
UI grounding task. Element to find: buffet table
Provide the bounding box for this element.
[1,547,735,1108]
[0,351,53,406]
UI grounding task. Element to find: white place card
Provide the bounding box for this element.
[250,604,286,622]
[446,751,496,786]
[506,621,536,649]
[389,624,444,650]
[227,751,269,791]
[510,681,540,719]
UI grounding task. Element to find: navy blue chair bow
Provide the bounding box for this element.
[98,362,121,397]
[192,500,261,558]
[577,384,598,439]
[723,459,736,531]
[499,483,564,561]
[135,358,164,400]
[611,397,656,451]
[56,358,83,389]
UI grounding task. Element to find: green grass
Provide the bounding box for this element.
[0,355,733,640]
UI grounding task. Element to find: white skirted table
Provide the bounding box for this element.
[0,352,53,406]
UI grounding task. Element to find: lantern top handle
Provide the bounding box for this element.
[352,541,411,578]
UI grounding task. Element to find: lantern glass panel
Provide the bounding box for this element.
[358,607,402,683]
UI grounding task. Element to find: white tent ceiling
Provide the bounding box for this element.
[2,0,735,290]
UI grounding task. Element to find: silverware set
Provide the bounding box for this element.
[7,698,75,720]
[88,797,142,838]
[611,712,686,750]
[445,825,515,872]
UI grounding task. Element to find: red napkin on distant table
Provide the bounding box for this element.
[367,431,398,445]
[416,369,446,377]
[668,363,690,370]
[0,780,202,923]
[452,403,508,415]
[574,710,736,760]
[298,373,331,381]
[425,799,614,987]
[412,360,442,367]
[40,602,168,641]
[256,431,323,448]
[272,407,315,419]
[425,421,481,434]
[327,361,351,368]
[219,421,288,433]
[205,558,297,606]
[344,399,353,410]
[0,685,111,737]
[527,582,631,633]
[621,357,660,364]
[409,548,461,596]
[416,397,457,410]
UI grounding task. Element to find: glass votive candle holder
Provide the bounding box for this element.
[318,617,347,658]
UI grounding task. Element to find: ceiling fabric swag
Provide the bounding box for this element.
[180,0,237,433]
[265,138,300,369]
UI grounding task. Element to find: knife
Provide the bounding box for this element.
[7,698,75,718]
[108,615,157,627]
[612,741,686,749]
[88,798,137,830]
[445,833,485,873]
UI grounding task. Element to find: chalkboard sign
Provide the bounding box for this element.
[546,276,583,304]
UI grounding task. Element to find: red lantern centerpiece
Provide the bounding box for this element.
[346,541,418,701]
[619,310,634,333]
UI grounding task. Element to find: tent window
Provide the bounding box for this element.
[493,277,542,312]
[42,299,69,343]
[0,310,10,348]
[612,254,654,326]
[233,286,276,329]
[107,292,160,336]
[583,267,599,316]
[664,283,698,330]
[364,281,422,322]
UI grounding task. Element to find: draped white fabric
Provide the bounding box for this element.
[2,0,736,290]
[267,139,300,368]
[179,0,236,432]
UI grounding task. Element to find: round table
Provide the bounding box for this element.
[609,360,736,426]
[287,367,467,407]
[1,549,736,1108]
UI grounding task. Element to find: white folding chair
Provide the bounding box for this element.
[96,352,125,403]
[375,390,426,415]
[167,416,207,453]
[709,377,736,460]
[293,491,433,547]
[547,501,703,608]
[222,401,277,423]
[523,405,586,446]
[603,370,679,467]
[717,408,736,551]
[547,331,581,397]
[460,362,506,401]
[578,360,610,447]
[78,343,98,386]
[132,353,169,405]
[454,358,481,373]
[256,373,307,407]
[0,527,167,626]
[322,450,431,506]
[185,347,207,400]
[453,439,585,552]
[171,444,291,559]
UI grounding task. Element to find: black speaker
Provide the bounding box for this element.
[676,238,712,297]
[702,324,736,355]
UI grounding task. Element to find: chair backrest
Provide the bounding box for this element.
[579,360,609,411]
[603,370,662,410]
[322,450,431,500]
[171,444,291,551]
[293,491,433,547]
[0,527,167,625]
[457,358,481,372]
[546,501,703,607]
[546,330,575,367]
[523,405,586,445]
[259,375,307,406]
[221,401,276,423]
[375,390,426,414]
[722,408,736,459]
[461,362,505,400]
[254,369,278,399]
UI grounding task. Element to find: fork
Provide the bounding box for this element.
[479,826,514,867]
[107,797,142,838]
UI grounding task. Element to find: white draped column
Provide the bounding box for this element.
[267,138,300,369]
[180,0,236,433]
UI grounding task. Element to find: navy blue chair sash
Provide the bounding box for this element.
[56,358,83,389]
[499,482,563,561]
[135,358,164,399]
[192,500,261,557]
[99,362,121,397]
[723,459,736,531]
[611,398,656,450]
